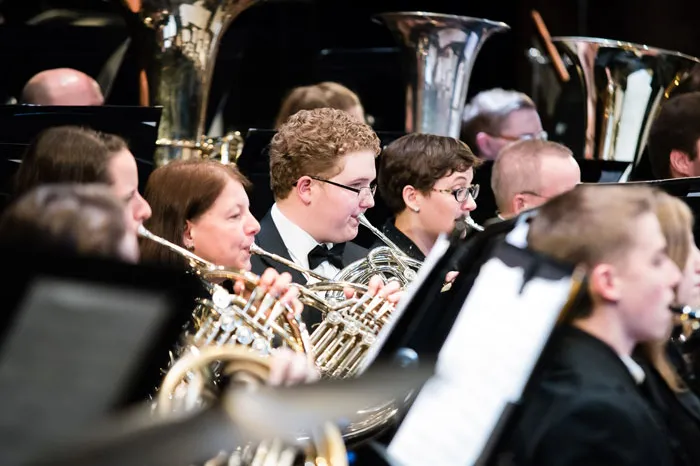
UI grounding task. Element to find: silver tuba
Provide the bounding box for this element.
[117,0,259,165]
[374,11,510,138]
[545,37,700,167]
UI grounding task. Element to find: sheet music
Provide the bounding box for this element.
[357,234,451,373]
[388,254,572,466]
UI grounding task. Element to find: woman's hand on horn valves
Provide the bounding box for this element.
[268,347,320,386]
[233,267,303,316]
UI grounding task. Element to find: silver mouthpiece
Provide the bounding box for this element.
[465,216,485,232]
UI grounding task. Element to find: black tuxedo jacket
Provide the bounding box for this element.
[249,210,368,328]
[495,326,700,466]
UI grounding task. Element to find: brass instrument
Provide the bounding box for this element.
[249,213,424,373]
[157,345,348,466]
[541,37,700,167]
[137,225,313,358]
[374,12,510,138]
[117,0,257,165]
[671,305,700,343]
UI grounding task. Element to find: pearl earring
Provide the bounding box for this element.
[412,206,420,213]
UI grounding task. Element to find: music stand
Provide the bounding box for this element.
[0,246,199,466]
[0,105,162,201]
[373,220,578,465]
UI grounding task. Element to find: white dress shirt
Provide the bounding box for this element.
[620,354,646,385]
[270,203,341,282]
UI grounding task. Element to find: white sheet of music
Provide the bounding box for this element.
[387,255,572,466]
[357,234,451,374]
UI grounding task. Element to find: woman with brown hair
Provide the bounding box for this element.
[142,159,323,385]
[140,159,260,271]
[376,133,481,260]
[274,81,365,129]
[12,125,152,235]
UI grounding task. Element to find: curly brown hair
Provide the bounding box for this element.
[378,133,481,214]
[269,108,381,200]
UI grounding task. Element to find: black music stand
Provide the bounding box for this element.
[0,246,200,466]
[357,212,579,465]
[0,105,162,203]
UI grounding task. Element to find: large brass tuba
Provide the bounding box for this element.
[546,37,700,167]
[374,11,510,138]
[118,0,259,165]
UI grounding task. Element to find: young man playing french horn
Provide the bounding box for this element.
[250,108,401,326]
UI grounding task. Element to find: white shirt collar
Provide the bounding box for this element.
[269,203,340,281]
[619,355,646,385]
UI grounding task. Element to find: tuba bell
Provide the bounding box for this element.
[545,37,700,168]
[374,11,510,138]
[117,0,259,165]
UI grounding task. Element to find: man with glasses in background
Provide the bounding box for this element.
[461,88,546,161]
[251,107,381,288]
[491,139,580,220]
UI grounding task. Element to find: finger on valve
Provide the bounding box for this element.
[268,348,319,386]
[367,274,385,297]
[261,268,292,299]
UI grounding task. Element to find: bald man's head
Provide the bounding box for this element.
[21,68,104,106]
[491,140,580,218]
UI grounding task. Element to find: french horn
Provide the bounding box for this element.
[137,225,313,359]
[139,226,399,446]
[250,214,417,376]
[157,345,348,466]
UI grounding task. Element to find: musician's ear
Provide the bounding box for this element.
[669,150,692,178]
[475,132,493,157]
[182,220,195,249]
[512,193,527,216]
[295,176,314,204]
[402,185,420,213]
[588,263,620,303]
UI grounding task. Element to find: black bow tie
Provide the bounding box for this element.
[307,243,345,270]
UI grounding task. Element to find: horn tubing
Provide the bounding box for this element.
[358,213,419,273]
[249,243,327,282]
[138,225,216,269]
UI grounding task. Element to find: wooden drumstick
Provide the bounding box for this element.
[531,10,571,83]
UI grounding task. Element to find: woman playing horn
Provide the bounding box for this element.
[376,133,482,259]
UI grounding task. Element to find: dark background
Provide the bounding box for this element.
[1,0,699,136]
